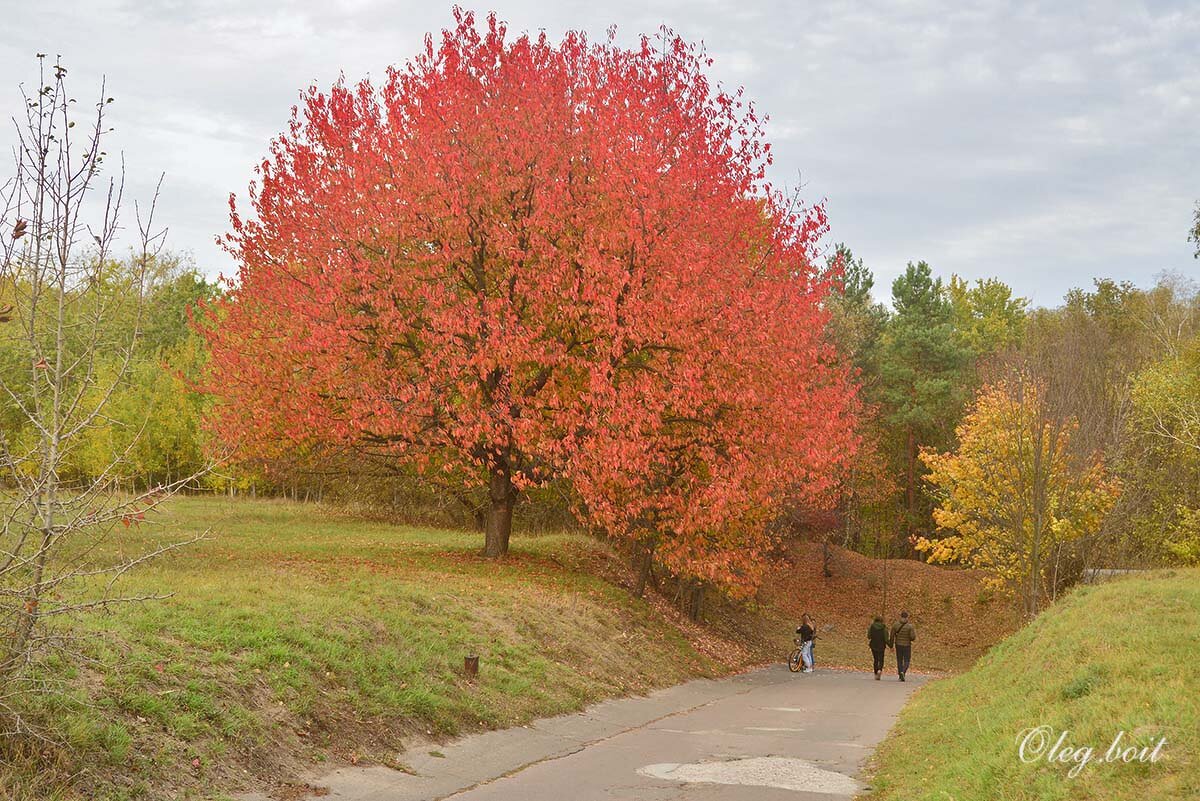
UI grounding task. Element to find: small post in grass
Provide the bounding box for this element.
[464,654,479,680]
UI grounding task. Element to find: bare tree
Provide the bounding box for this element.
[0,57,206,737]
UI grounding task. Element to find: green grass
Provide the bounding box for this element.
[4,496,729,800]
[863,570,1200,801]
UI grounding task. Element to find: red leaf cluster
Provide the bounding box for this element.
[200,11,858,593]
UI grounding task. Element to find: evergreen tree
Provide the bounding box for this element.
[877,262,973,537]
[823,244,889,388]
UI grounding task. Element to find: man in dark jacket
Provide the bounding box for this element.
[890,611,916,681]
[867,616,888,680]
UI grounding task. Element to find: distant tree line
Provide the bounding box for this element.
[813,243,1199,611]
[0,256,215,490]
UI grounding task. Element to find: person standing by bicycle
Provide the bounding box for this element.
[796,613,817,673]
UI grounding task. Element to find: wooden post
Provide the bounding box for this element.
[464,655,479,679]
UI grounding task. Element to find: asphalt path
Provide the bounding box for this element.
[247,665,924,801]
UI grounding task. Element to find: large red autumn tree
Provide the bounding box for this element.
[201,10,857,562]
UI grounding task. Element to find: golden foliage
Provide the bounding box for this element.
[917,374,1119,614]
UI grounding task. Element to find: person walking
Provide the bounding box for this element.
[890,611,916,681]
[796,613,817,673]
[867,615,888,680]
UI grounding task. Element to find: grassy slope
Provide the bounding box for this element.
[7,498,734,800]
[863,570,1200,801]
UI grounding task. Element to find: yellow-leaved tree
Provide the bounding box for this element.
[917,372,1119,616]
[1127,335,1200,564]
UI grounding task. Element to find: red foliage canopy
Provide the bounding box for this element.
[201,10,858,575]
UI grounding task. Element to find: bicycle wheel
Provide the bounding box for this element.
[788,648,803,672]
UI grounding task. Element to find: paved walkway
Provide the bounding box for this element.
[247,666,923,801]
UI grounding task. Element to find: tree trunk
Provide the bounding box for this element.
[483,463,516,558]
[880,527,890,618]
[904,428,916,538]
[688,584,705,622]
[633,541,655,598]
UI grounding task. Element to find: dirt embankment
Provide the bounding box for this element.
[639,541,1018,675]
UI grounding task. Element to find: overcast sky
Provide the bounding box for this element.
[3,1,1197,306]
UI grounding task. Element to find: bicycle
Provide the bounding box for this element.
[789,631,818,673]
[787,637,804,672]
